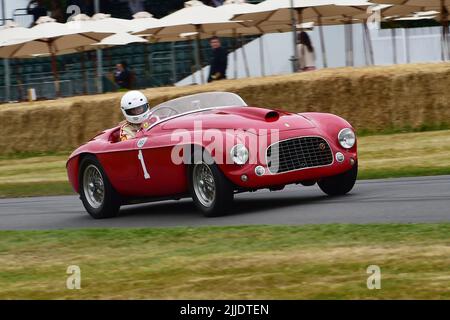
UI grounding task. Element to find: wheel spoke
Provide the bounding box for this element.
[193,163,216,208]
[83,165,105,209]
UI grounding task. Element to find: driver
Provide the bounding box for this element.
[119,90,151,141]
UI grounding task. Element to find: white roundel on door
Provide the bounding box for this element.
[137,137,147,149]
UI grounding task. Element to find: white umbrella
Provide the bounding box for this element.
[137,1,243,37]
[0,16,112,96]
[0,21,34,102]
[128,11,161,34]
[0,16,111,58]
[232,0,369,26]
[370,0,450,60]
[87,13,134,33]
[92,33,148,47]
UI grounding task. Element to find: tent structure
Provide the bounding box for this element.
[232,0,371,71]
[215,0,292,78]
[320,2,418,65]
[134,0,244,84]
[370,0,450,60]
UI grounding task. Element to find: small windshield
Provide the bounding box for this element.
[148,92,247,124]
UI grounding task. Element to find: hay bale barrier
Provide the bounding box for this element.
[1,63,450,155]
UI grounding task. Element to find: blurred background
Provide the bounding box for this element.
[0,0,446,102]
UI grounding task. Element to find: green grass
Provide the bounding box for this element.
[1,130,450,198]
[0,181,74,198]
[0,224,449,299]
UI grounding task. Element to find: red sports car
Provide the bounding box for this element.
[67,92,358,219]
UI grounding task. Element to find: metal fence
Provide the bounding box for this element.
[0,80,75,102]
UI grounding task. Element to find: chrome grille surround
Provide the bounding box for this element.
[266,136,334,174]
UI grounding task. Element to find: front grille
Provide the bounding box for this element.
[266,137,333,174]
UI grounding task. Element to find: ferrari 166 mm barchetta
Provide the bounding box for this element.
[67,92,358,219]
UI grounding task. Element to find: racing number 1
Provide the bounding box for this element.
[138,150,150,180]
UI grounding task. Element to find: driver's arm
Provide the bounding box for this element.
[119,123,138,141]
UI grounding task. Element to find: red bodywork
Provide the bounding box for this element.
[66,105,357,201]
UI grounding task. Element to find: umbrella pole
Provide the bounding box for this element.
[317,16,328,69]
[47,42,60,98]
[391,27,397,64]
[240,35,250,78]
[345,21,355,67]
[289,2,299,72]
[190,39,197,84]
[233,29,238,79]
[94,0,103,93]
[171,42,177,84]
[194,32,204,84]
[442,6,449,61]
[259,35,265,77]
[51,53,60,97]
[96,49,103,93]
[403,28,410,64]
[144,42,151,85]
[362,24,369,66]
[3,59,10,102]
[80,52,87,95]
[363,21,375,65]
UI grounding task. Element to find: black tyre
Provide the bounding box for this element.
[318,162,358,196]
[189,151,234,217]
[79,155,121,219]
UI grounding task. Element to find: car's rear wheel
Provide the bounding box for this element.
[189,151,234,217]
[318,162,358,196]
[79,155,121,219]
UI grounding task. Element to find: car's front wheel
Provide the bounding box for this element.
[318,162,358,196]
[189,152,234,217]
[79,155,121,219]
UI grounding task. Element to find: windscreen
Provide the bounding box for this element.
[148,92,247,122]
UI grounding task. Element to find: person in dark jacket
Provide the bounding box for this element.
[208,36,228,82]
[114,62,131,90]
[27,0,48,25]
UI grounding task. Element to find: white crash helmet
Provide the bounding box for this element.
[120,90,151,124]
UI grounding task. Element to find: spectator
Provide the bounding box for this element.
[201,0,224,7]
[297,31,316,72]
[114,62,131,90]
[208,36,228,82]
[126,0,145,15]
[27,0,48,26]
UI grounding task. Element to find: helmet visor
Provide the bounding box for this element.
[125,103,149,116]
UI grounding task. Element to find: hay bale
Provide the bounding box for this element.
[1,63,449,155]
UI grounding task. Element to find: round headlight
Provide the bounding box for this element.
[338,128,356,149]
[230,144,249,165]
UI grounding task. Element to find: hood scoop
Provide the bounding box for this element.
[265,111,280,122]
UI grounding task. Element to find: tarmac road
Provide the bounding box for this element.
[0,175,449,230]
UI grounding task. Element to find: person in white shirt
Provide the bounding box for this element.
[297,31,316,72]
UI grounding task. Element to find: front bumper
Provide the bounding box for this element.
[220,129,357,189]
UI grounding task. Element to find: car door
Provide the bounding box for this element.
[96,127,188,198]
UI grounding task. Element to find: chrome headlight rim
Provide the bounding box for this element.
[230,144,249,165]
[338,128,356,149]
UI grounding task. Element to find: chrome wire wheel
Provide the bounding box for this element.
[83,164,105,209]
[192,163,216,208]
